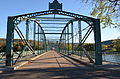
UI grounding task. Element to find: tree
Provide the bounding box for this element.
[82,0,120,29]
[112,39,120,52]
[84,43,95,51]
[0,42,6,52]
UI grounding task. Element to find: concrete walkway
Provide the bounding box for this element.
[0,51,120,79]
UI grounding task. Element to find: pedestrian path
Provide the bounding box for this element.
[0,51,120,79]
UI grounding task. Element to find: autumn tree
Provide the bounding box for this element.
[84,43,95,51]
[82,0,120,28]
[0,42,6,52]
[112,39,120,51]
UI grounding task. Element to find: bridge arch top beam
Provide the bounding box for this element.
[12,10,96,25]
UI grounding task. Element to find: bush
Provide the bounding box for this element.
[84,43,95,51]
[0,42,6,52]
[112,40,120,52]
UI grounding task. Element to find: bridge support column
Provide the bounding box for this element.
[26,19,29,41]
[67,25,69,55]
[78,20,82,56]
[78,20,82,45]
[93,19,102,65]
[65,30,67,54]
[34,21,36,51]
[71,21,74,54]
[37,24,40,54]
[6,17,15,66]
[43,31,47,52]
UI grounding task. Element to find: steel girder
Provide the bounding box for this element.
[6,9,102,67]
[11,10,94,25]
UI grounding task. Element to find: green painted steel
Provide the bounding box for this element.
[6,0,102,67]
[6,17,14,66]
[49,0,62,11]
[71,21,74,54]
[93,19,102,65]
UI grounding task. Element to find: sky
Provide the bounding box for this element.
[0,0,120,42]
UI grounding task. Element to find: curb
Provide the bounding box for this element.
[59,53,120,72]
[0,52,48,73]
[14,52,48,70]
[59,53,94,67]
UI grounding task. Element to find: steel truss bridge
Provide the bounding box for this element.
[5,0,102,67]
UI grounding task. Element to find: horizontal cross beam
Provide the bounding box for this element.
[40,20,70,21]
[40,23,67,24]
[42,27,64,28]
[35,33,72,34]
[44,30,63,31]
[32,17,73,20]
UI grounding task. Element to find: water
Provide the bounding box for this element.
[102,54,120,63]
[74,51,120,63]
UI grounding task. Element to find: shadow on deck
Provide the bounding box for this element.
[1,66,120,79]
[0,51,120,79]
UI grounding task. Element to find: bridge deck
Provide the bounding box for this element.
[0,51,120,79]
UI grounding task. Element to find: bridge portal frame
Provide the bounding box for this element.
[6,10,102,66]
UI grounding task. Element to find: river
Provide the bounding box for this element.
[102,53,120,63]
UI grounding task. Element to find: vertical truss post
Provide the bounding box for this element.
[26,19,29,41]
[43,35,45,52]
[58,40,60,52]
[93,19,102,65]
[63,32,65,53]
[44,32,47,52]
[39,28,41,54]
[78,20,82,45]
[45,39,47,52]
[65,30,66,54]
[34,22,36,51]
[64,32,66,53]
[78,20,82,56]
[71,21,74,54]
[67,25,69,55]
[38,25,40,54]
[6,17,14,66]
[40,30,41,54]
[26,19,29,55]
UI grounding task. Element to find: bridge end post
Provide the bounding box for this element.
[93,19,102,65]
[6,16,15,67]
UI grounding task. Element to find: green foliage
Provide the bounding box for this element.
[112,40,120,52]
[13,42,25,51]
[0,42,6,52]
[90,0,120,28]
[64,43,73,50]
[84,43,95,51]
[0,39,45,52]
[75,43,94,51]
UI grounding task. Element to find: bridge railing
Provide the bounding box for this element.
[5,18,47,66]
[0,52,5,63]
[59,19,95,64]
